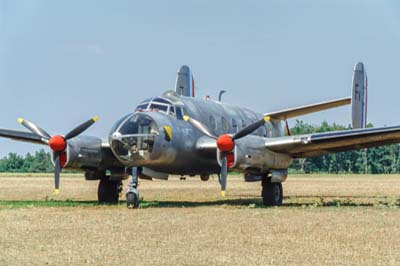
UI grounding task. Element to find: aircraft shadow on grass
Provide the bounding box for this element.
[1,195,398,208]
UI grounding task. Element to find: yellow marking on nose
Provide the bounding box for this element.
[163,126,173,141]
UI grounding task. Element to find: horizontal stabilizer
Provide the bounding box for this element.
[264,97,351,120]
[265,125,400,158]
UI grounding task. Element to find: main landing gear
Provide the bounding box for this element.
[126,167,141,209]
[98,177,123,204]
[261,175,283,206]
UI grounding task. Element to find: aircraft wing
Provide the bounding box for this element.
[0,128,46,145]
[264,97,351,120]
[265,125,400,158]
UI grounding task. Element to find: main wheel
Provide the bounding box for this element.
[97,178,121,204]
[261,181,283,206]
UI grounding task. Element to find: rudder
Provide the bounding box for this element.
[352,62,368,128]
[175,65,195,97]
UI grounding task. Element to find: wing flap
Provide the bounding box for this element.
[265,97,351,120]
[0,128,45,145]
[266,125,400,158]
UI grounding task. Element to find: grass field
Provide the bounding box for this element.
[1,174,400,266]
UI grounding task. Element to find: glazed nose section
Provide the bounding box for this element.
[110,114,159,163]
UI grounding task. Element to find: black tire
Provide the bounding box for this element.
[262,182,283,206]
[126,192,139,209]
[97,178,121,204]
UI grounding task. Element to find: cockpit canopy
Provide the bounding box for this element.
[135,96,187,119]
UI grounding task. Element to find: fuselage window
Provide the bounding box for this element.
[241,120,247,129]
[221,117,228,132]
[210,115,217,130]
[231,118,238,132]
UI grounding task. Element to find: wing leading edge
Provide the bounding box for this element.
[265,97,351,120]
[0,128,45,145]
[265,125,400,158]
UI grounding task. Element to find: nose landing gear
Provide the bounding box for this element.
[126,167,141,209]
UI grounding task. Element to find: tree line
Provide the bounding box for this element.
[0,120,399,174]
[289,120,400,174]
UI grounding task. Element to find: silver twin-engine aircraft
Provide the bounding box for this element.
[1,63,397,208]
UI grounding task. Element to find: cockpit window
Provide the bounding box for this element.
[134,96,187,119]
[135,103,149,111]
[169,106,175,115]
[176,107,183,120]
[149,103,168,113]
[153,97,170,104]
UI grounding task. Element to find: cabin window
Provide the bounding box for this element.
[221,117,228,132]
[241,120,247,129]
[209,116,217,130]
[231,119,238,132]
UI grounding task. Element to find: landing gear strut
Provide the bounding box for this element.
[98,177,122,204]
[261,175,283,206]
[126,167,141,209]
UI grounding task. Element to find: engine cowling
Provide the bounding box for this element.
[219,135,292,175]
[55,135,123,174]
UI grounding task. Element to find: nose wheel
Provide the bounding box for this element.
[126,167,141,209]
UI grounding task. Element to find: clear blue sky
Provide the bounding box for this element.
[1,1,400,156]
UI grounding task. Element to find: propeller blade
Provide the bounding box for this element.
[220,153,228,196]
[232,116,270,140]
[64,116,99,140]
[183,116,217,139]
[54,153,61,195]
[18,118,51,140]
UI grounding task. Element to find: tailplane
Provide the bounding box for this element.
[351,62,368,128]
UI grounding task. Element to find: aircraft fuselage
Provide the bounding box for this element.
[108,90,289,175]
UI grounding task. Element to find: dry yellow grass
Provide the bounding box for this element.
[1,174,400,266]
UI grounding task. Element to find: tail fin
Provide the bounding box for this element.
[175,65,195,97]
[351,62,368,129]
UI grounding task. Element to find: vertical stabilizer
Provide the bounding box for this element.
[352,62,368,128]
[175,65,195,97]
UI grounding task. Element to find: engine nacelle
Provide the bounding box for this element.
[56,136,124,175]
[217,135,292,175]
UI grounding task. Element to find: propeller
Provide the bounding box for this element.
[18,116,99,194]
[183,115,270,196]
